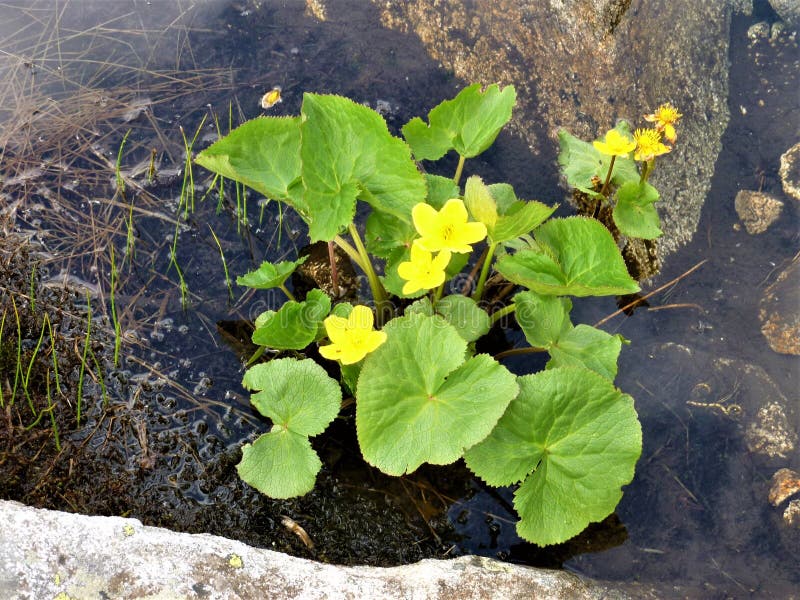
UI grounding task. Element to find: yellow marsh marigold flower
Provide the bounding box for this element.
[592,129,636,157]
[633,128,671,162]
[644,103,682,143]
[412,198,487,254]
[397,244,452,295]
[319,305,386,365]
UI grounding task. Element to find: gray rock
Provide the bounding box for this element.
[0,500,660,600]
[371,0,742,257]
[734,190,783,234]
[770,0,800,27]
[779,142,800,201]
[760,258,800,355]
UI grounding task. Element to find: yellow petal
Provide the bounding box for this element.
[363,330,387,354]
[347,305,374,331]
[440,198,468,224]
[323,315,349,345]
[412,203,439,238]
[397,259,419,281]
[432,250,452,271]
[319,343,343,361]
[402,279,422,295]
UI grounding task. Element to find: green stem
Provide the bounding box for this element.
[494,345,547,361]
[431,282,445,306]
[490,303,516,325]
[599,155,616,198]
[347,224,388,314]
[278,283,296,302]
[472,241,498,302]
[333,235,367,272]
[454,154,466,186]
[640,159,654,184]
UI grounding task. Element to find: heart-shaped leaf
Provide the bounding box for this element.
[613,181,663,239]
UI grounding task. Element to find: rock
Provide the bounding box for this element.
[0,500,661,600]
[769,0,800,27]
[784,499,800,527]
[734,190,783,234]
[769,468,800,506]
[370,0,741,257]
[779,142,800,200]
[759,258,800,355]
[641,344,797,459]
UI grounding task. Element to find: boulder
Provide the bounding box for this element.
[779,142,800,201]
[371,0,742,257]
[0,500,661,600]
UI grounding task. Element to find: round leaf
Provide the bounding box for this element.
[613,181,663,240]
[464,367,642,546]
[237,256,308,290]
[237,429,322,499]
[435,295,491,342]
[251,289,331,350]
[514,291,573,348]
[546,324,624,381]
[356,313,518,475]
[242,357,342,436]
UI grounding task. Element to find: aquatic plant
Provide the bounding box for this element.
[196,84,678,546]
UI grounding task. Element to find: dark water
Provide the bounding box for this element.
[0,0,797,595]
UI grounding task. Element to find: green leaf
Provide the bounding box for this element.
[547,324,623,381]
[195,116,307,213]
[557,123,639,196]
[495,217,640,296]
[238,430,321,499]
[238,358,342,498]
[301,93,425,242]
[435,295,491,342]
[613,181,663,240]
[425,174,460,209]
[237,256,308,290]
[487,183,519,214]
[356,313,518,475]
[365,210,416,258]
[464,175,498,229]
[513,291,573,348]
[251,289,331,349]
[404,297,435,317]
[464,367,642,546]
[402,84,516,160]
[242,358,341,435]
[491,200,556,243]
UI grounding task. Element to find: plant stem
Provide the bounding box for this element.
[454,154,466,186]
[278,283,296,302]
[432,282,445,306]
[494,345,547,361]
[333,235,367,272]
[347,224,389,319]
[640,159,654,184]
[490,303,516,325]
[472,241,498,302]
[327,241,340,297]
[599,155,616,198]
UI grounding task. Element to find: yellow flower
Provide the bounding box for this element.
[412,199,487,254]
[319,305,387,365]
[633,128,671,162]
[592,128,636,157]
[397,244,452,295]
[644,103,682,143]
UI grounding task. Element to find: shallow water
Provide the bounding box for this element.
[0,0,797,595]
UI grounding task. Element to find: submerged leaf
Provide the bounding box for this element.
[464,367,642,546]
